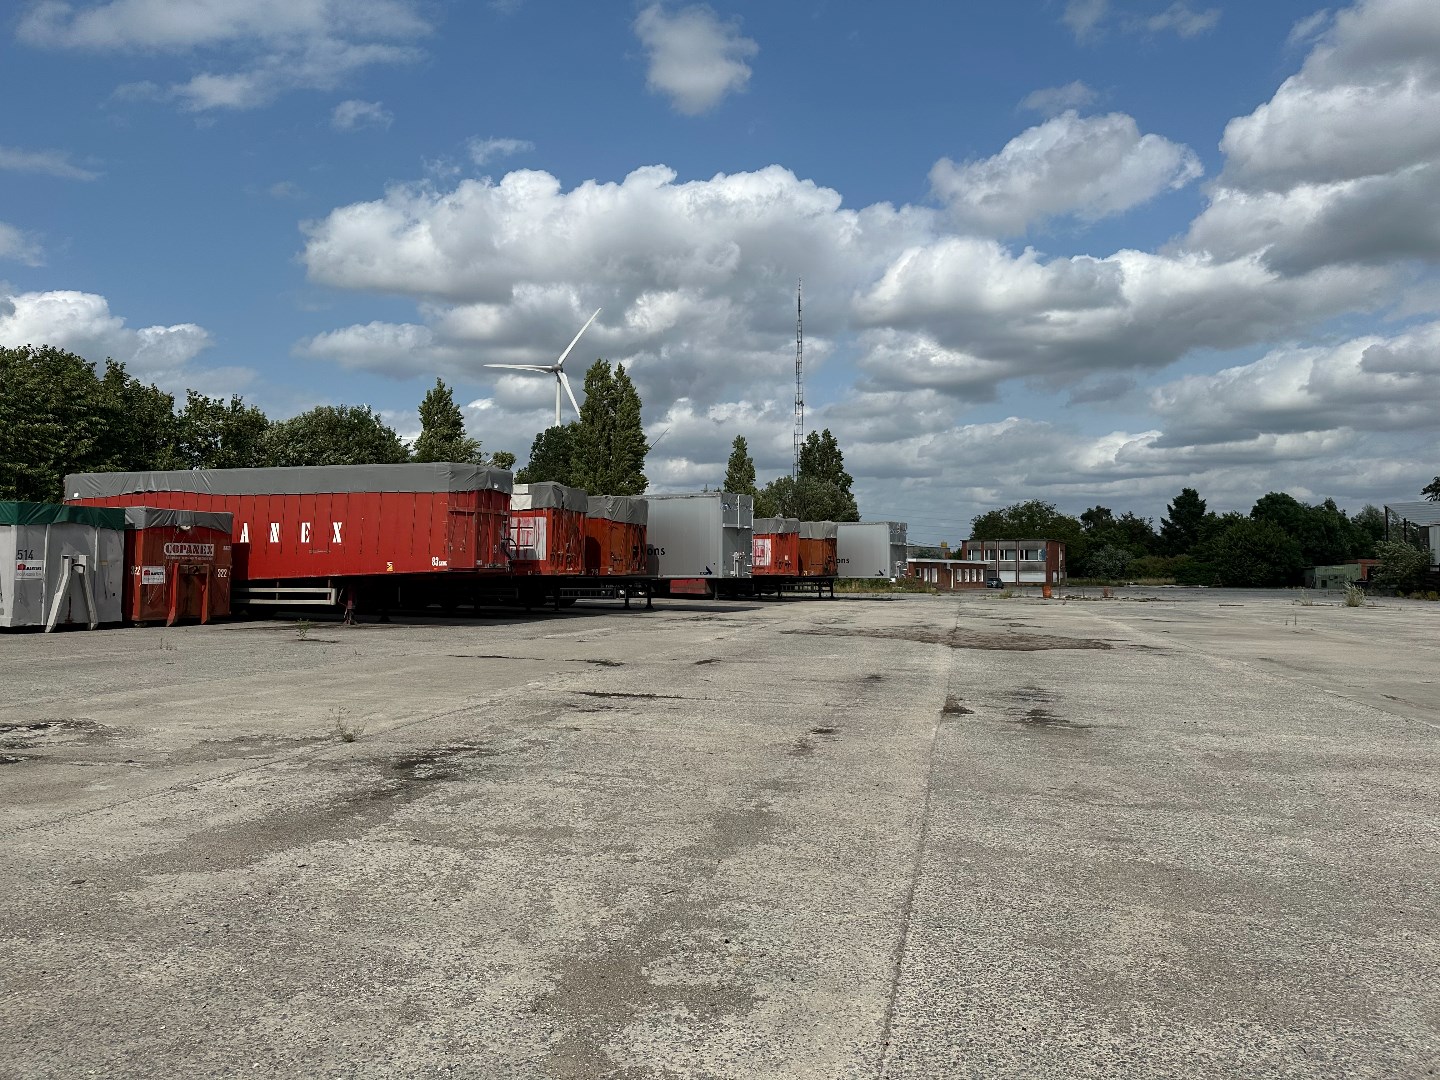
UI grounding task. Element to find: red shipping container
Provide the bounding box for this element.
[752,516,800,576]
[64,464,512,582]
[507,483,587,576]
[798,521,839,577]
[122,507,233,624]
[584,496,648,576]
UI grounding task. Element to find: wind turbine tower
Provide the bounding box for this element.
[793,279,804,480]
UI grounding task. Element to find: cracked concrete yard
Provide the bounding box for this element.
[0,590,1436,1078]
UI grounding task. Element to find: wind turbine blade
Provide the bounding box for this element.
[484,364,550,371]
[555,308,602,370]
[560,371,582,417]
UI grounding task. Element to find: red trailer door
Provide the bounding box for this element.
[446,510,477,570]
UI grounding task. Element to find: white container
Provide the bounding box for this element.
[642,493,753,578]
[836,521,908,579]
[0,503,125,629]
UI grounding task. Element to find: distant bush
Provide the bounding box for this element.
[1372,540,1429,591]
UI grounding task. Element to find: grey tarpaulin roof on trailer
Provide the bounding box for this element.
[586,495,648,524]
[121,507,234,533]
[754,517,800,535]
[799,521,838,539]
[64,462,513,499]
[0,502,126,529]
[510,482,590,512]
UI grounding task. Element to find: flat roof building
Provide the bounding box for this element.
[906,558,992,591]
[960,539,1066,586]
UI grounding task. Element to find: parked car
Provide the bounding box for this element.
[985,577,1004,589]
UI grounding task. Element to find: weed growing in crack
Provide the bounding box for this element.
[332,707,366,743]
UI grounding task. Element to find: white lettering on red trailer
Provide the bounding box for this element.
[332,521,343,543]
[269,522,280,543]
[300,522,311,543]
[239,523,249,543]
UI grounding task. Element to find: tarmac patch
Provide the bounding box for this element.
[782,626,1112,651]
[0,719,114,750]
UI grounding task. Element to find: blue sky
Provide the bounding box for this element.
[3,0,1439,543]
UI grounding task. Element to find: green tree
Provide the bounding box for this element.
[754,474,858,522]
[516,424,578,485]
[1160,487,1207,555]
[1,345,111,501]
[570,360,648,495]
[1249,492,1364,566]
[970,500,1084,545]
[263,405,409,467]
[490,450,517,471]
[1352,504,1386,555]
[174,391,270,469]
[1424,477,1440,502]
[971,499,1086,571]
[413,378,481,463]
[0,346,194,500]
[723,436,758,497]
[1207,518,1305,587]
[1085,544,1133,581]
[1373,539,1430,591]
[798,429,854,490]
[95,360,183,473]
[1079,505,1157,563]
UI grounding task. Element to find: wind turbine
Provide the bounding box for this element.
[484,308,601,426]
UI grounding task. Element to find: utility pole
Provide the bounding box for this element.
[793,278,804,480]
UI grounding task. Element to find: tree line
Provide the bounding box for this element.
[0,344,660,503]
[960,485,1437,589]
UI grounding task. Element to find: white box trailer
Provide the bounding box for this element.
[836,521,908,579]
[643,493,753,578]
[0,502,125,630]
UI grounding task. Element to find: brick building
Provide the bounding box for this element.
[906,558,992,590]
[960,539,1066,587]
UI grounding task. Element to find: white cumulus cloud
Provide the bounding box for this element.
[0,288,212,375]
[1187,0,1440,273]
[634,4,758,115]
[930,111,1203,235]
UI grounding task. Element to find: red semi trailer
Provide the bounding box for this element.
[65,463,512,611]
[751,516,800,576]
[798,521,839,578]
[507,483,588,576]
[584,495,648,576]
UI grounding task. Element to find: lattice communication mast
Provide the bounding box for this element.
[793,278,804,480]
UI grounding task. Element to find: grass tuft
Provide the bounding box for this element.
[332,707,365,743]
